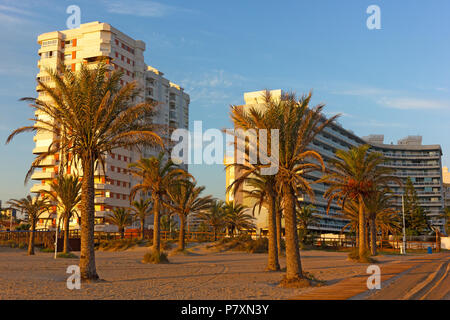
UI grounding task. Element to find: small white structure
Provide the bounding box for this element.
[441,237,450,250]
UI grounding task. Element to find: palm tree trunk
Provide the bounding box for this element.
[283,185,303,280]
[358,196,366,259]
[267,194,280,271]
[63,213,70,254]
[80,158,99,280]
[140,217,145,241]
[276,208,282,256]
[28,220,35,255]
[370,216,377,256]
[366,221,370,251]
[178,214,185,251]
[120,227,124,239]
[152,195,161,254]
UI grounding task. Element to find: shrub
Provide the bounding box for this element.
[348,249,376,263]
[97,239,146,251]
[246,237,268,253]
[0,240,22,248]
[57,252,78,259]
[142,250,169,264]
[15,224,31,231]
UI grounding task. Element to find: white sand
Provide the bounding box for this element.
[0,245,421,300]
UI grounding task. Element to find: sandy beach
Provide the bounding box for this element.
[0,244,429,300]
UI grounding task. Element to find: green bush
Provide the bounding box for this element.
[348,249,375,263]
[97,238,146,251]
[57,252,78,259]
[0,240,22,248]
[15,224,31,231]
[246,237,268,253]
[142,250,169,264]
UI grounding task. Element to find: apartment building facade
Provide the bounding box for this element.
[226,90,446,234]
[364,135,445,232]
[225,90,366,234]
[33,22,189,230]
[443,167,450,210]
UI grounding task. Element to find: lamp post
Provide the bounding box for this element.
[401,195,407,254]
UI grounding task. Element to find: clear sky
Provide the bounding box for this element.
[0,0,449,203]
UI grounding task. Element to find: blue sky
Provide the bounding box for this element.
[0,0,449,202]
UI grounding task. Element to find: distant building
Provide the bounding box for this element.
[32,22,189,230]
[226,89,366,234]
[365,135,445,232]
[226,89,447,234]
[443,166,450,209]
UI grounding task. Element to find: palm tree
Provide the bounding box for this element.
[195,200,226,241]
[228,171,280,271]
[130,199,152,240]
[324,145,399,260]
[296,204,317,244]
[376,204,401,250]
[7,63,162,280]
[7,196,50,255]
[43,175,81,254]
[107,208,132,239]
[231,91,339,283]
[223,201,255,237]
[165,179,213,250]
[129,152,188,255]
[364,190,398,255]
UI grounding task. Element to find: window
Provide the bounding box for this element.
[118,155,121,161]
[41,51,56,59]
[42,39,57,47]
[64,53,72,60]
[111,166,115,172]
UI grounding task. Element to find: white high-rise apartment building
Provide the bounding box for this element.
[33,22,189,230]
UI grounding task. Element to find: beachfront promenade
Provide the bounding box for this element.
[1,244,448,300]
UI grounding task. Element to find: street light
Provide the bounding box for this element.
[400,195,407,254]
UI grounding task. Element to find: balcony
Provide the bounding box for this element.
[95,211,112,218]
[34,158,56,167]
[94,197,108,204]
[30,184,52,193]
[94,183,107,190]
[381,162,439,168]
[384,153,440,159]
[33,146,51,154]
[31,171,56,180]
